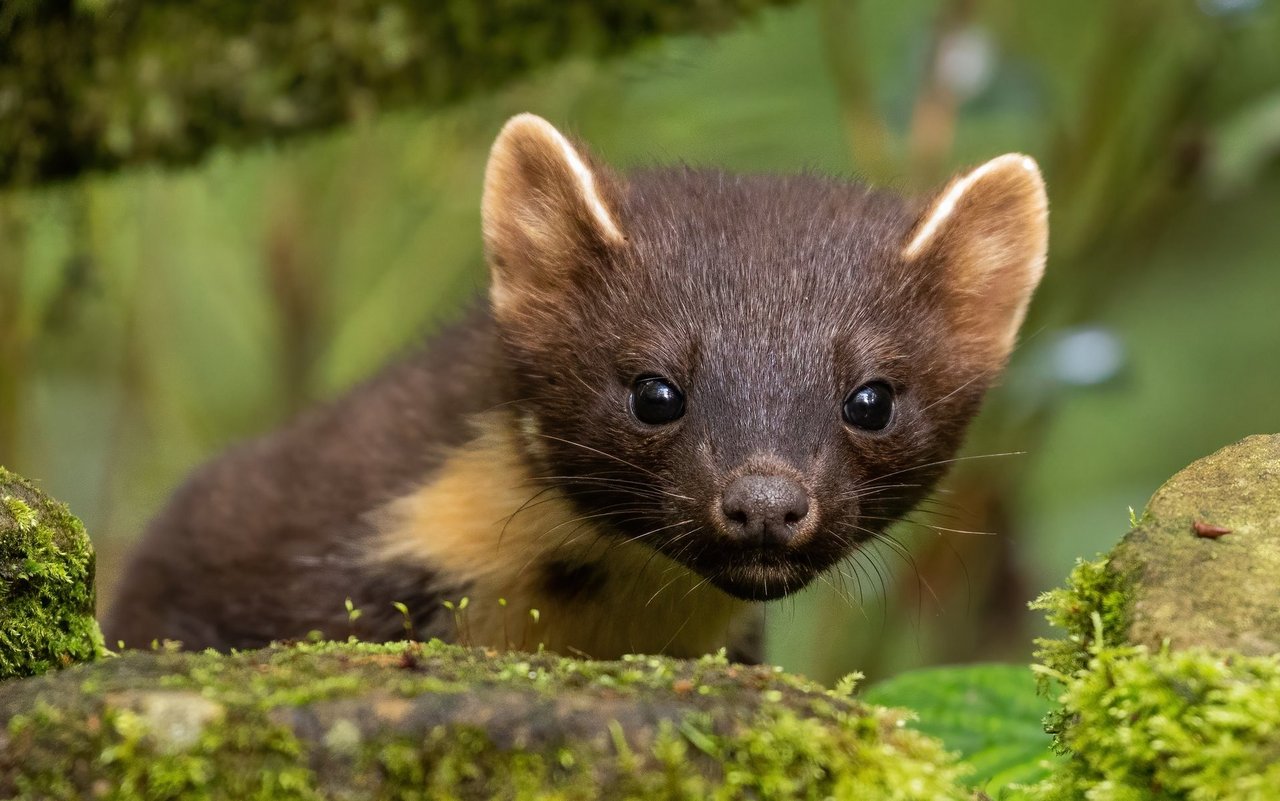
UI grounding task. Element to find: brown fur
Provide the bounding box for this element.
[104,115,1047,660]
[370,411,744,658]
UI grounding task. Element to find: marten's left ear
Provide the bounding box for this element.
[903,154,1048,368]
[482,114,626,317]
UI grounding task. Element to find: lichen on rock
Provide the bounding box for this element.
[1029,434,1280,801]
[0,466,105,680]
[0,640,972,799]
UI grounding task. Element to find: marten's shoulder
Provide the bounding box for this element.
[102,305,499,650]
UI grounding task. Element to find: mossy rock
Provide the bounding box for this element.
[1111,433,1280,655]
[1030,434,1280,801]
[0,640,970,800]
[1028,645,1280,801]
[0,467,104,680]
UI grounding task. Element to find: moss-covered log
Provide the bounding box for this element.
[0,466,103,679]
[1030,434,1280,801]
[0,0,796,188]
[0,640,970,800]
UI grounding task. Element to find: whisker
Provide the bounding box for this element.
[814,569,861,618]
[499,485,665,529]
[498,485,567,549]
[620,518,694,546]
[676,571,714,604]
[839,562,870,611]
[512,507,660,577]
[524,474,689,501]
[918,372,985,414]
[532,432,669,483]
[857,451,1027,488]
[900,500,967,522]
[852,550,890,628]
[648,569,695,608]
[835,482,928,501]
[860,515,998,537]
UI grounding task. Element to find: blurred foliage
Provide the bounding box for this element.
[1,0,1279,683]
[863,664,1058,799]
[0,0,795,186]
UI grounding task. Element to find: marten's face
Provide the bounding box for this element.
[483,115,1047,601]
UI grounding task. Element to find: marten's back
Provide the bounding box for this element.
[102,306,499,649]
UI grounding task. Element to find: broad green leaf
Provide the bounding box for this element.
[863,663,1060,799]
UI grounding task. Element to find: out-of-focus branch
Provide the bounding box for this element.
[264,181,326,415]
[1032,1,1222,325]
[0,0,799,188]
[820,0,897,181]
[0,200,26,463]
[906,0,978,188]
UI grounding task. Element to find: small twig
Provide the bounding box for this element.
[906,0,978,188]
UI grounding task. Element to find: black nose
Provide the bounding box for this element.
[720,474,811,547]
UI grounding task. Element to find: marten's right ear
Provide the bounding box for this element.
[482,114,627,316]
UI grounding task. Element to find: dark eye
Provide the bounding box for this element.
[843,382,894,431]
[630,376,685,425]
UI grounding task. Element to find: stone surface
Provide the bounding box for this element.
[1029,434,1280,801]
[1112,434,1280,654]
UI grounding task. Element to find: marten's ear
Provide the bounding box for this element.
[482,114,626,316]
[903,154,1048,368]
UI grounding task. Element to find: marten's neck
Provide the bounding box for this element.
[368,410,747,659]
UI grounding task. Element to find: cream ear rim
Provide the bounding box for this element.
[903,154,1043,260]
[489,276,516,315]
[489,113,626,247]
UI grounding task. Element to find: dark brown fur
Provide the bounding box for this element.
[105,310,493,648]
[105,116,1046,656]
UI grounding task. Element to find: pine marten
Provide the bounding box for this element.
[104,114,1048,662]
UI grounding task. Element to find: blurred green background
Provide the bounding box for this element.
[2,0,1278,684]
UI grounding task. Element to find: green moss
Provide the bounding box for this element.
[0,640,970,799]
[1108,434,1280,656]
[1028,646,1280,801]
[1030,554,1133,685]
[0,466,104,680]
[7,698,320,800]
[1032,434,1280,677]
[357,671,966,800]
[1028,435,1280,800]
[1028,552,1134,750]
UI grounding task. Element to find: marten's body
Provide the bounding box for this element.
[106,305,749,657]
[105,116,1048,660]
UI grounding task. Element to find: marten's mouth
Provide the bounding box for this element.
[649,526,859,602]
[619,511,869,602]
[702,553,824,602]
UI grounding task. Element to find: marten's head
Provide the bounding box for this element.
[482,114,1047,601]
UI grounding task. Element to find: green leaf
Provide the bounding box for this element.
[862,663,1060,799]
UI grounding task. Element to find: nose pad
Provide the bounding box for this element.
[720,474,811,547]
